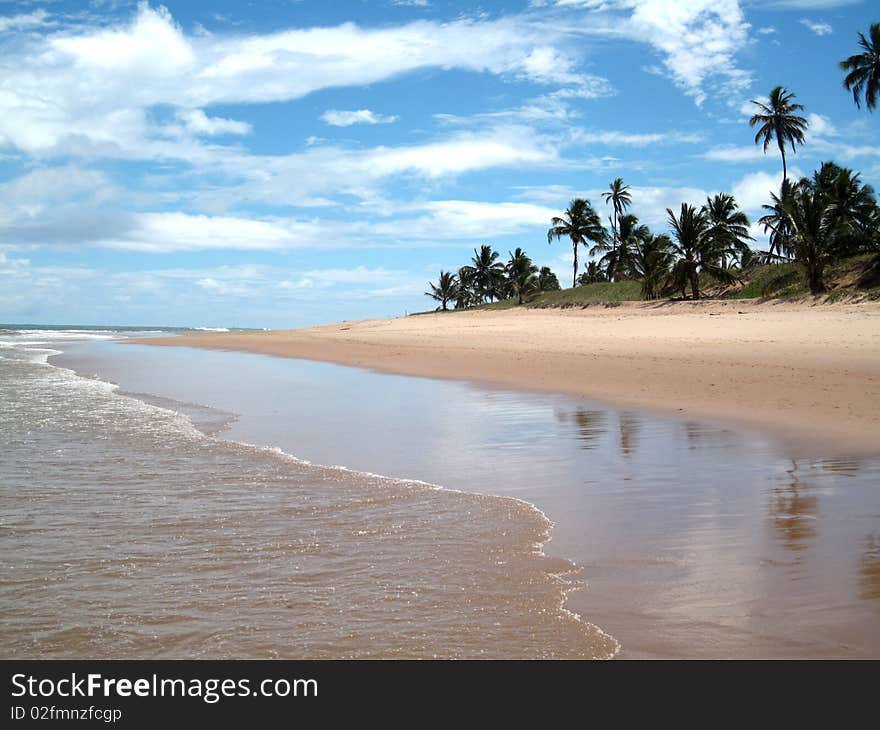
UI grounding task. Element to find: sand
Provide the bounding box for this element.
[141,300,880,454]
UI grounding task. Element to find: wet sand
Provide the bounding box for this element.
[141,300,880,455]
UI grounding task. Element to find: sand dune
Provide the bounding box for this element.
[142,300,880,454]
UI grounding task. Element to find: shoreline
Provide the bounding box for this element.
[138,299,880,456]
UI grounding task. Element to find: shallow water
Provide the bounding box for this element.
[0,330,614,659]
[3,331,879,658]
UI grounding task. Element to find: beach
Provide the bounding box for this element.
[141,300,880,455]
[4,319,880,659]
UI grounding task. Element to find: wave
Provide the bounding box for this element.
[1,333,619,659]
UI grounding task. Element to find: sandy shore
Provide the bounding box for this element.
[142,300,880,454]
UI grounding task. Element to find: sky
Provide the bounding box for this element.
[0,0,877,328]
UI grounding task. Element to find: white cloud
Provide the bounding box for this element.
[372,200,560,240]
[321,109,398,127]
[0,10,50,33]
[543,0,752,105]
[176,109,252,136]
[731,170,789,213]
[704,145,766,163]
[807,113,837,138]
[799,19,832,36]
[573,129,704,147]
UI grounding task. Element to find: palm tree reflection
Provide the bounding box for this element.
[561,409,607,450]
[860,533,880,601]
[618,412,640,458]
[769,461,818,551]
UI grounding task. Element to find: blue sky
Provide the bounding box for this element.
[0,0,877,327]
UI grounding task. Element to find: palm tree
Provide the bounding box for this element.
[577,260,607,286]
[460,245,506,304]
[601,178,632,281]
[666,203,709,300]
[632,233,674,300]
[806,162,879,257]
[548,198,607,287]
[785,186,838,294]
[593,213,648,280]
[506,248,539,305]
[424,271,459,311]
[759,180,797,262]
[749,86,809,184]
[703,193,753,268]
[454,266,476,309]
[840,23,880,111]
[536,266,561,292]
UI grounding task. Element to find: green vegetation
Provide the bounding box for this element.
[424,29,880,314]
[840,22,880,111]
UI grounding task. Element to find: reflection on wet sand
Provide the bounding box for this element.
[561,409,606,450]
[821,457,863,477]
[860,533,880,601]
[618,412,640,458]
[681,421,743,452]
[769,461,819,551]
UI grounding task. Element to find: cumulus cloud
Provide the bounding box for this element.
[321,109,398,127]
[535,0,752,105]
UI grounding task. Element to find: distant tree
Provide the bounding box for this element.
[577,260,607,286]
[805,162,878,256]
[703,193,753,269]
[749,86,809,184]
[601,178,632,280]
[454,266,477,309]
[536,266,561,292]
[632,233,674,300]
[460,245,506,304]
[506,248,539,305]
[784,186,839,294]
[424,271,459,311]
[840,23,880,111]
[548,198,607,288]
[593,213,648,280]
[667,203,709,300]
[759,180,798,262]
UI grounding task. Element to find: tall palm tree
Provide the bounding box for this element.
[601,178,632,281]
[506,248,539,305]
[703,193,753,268]
[424,271,459,311]
[460,245,506,304]
[840,23,880,111]
[749,86,809,184]
[547,198,606,287]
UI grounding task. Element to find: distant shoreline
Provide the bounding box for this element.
[138,299,880,455]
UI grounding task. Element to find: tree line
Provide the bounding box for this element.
[426,22,880,309]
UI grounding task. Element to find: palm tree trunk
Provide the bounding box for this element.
[611,210,618,283]
[690,263,700,300]
[779,139,788,184]
[572,241,578,288]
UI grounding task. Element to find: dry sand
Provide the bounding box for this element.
[142,300,880,454]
